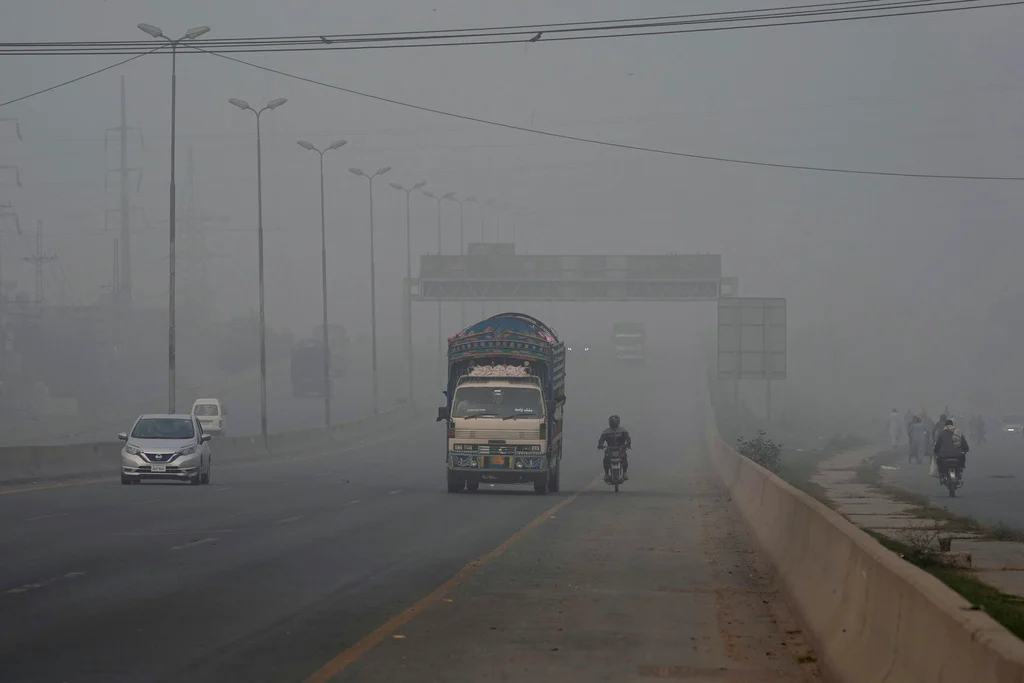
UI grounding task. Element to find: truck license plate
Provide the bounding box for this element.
[151,464,167,473]
[490,457,505,466]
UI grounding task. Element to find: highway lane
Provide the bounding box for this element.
[886,439,1024,529]
[0,351,819,683]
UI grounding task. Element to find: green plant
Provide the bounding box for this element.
[736,430,783,473]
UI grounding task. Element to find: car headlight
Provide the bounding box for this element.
[176,445,198,456]
[124,444,143,456]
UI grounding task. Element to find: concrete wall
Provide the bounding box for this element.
[705,419,1024,682]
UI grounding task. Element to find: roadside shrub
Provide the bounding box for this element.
[736,430,782,473]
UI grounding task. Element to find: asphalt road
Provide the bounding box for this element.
[0,351,821,683]
[887,436,1024,529]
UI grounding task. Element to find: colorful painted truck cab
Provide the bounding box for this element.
[437,313,566,495]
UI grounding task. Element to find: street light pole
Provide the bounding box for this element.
[229,97,288,440]
[389,180,426,405]
[422,190,455,370]
[298,139,347,427]
[138,22,210,414]
[349,166,392,415]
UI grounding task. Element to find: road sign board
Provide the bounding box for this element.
[717,297,786,380]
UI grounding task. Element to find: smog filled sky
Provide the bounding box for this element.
[1,0,1022,415]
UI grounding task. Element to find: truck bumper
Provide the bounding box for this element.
[448,453,548,484]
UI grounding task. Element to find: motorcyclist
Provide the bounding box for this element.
[598,414,631,482]
[933,418,969,478]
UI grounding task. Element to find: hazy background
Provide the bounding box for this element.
[1,0,1022,430]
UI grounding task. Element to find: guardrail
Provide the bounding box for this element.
[701,371,1024,682]
[0,395,434,486]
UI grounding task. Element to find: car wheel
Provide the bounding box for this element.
[446,473,464,493]
[548,464,561,493]
[121,472,131,485]
[200,460,211,485]
[533,472,549,495]
[191,465,202,486]
[465,480,480,493]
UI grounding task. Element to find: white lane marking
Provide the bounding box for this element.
[172,537,218,551]
[24,512,67,522]
[388,490,403,495]
[6,571,85,595]
[114,529,234,537]
[345,500,361,506]
[277,515,303,524]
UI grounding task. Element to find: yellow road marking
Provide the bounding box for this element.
[303,475,599,683]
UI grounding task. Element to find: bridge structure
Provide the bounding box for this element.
[398,244,773,408]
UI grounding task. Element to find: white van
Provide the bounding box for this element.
[191,398,227,436]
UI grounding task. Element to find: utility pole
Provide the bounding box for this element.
[0,203,22,374]
[23,220,56,306]
[105,77,143,305]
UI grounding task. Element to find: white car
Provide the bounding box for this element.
[191,398,226,436]
[119,414,213,486]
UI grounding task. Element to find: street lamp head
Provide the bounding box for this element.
[412,180,427,190]
[375,166,392,176]
[297,140,316,151]
[349,168,366,177]
[422,190,436,199]
[328,139,347,150]
[229,98,251,111]
[185,26,211,40]
[442,192,456,200]
[138,23,164,38]
[389,182,405,191]
[266,98,288,110]
[466,196,478,203]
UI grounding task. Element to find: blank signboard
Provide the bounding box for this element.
[717,297,786,380]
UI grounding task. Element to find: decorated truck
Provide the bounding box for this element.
[437,313,566,494]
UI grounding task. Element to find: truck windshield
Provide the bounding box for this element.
[452,386,544,419]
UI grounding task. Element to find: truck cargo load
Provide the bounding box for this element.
[438,312,566,494]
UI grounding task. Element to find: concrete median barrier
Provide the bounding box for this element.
[705,418,1024,682]
[0,397,431,486]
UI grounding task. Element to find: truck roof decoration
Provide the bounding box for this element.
[468,364,531,378]
[448,313,562,364]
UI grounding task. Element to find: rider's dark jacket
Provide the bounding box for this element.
[598,427,632,450]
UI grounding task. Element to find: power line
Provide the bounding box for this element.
[194,46,1024,181]
[0,50,155,110]
[0,0,1016,55]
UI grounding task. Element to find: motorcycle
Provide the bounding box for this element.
[938,456,965,497]
[603,445,628,492]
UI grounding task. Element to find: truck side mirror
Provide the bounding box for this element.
[436,406,449,422]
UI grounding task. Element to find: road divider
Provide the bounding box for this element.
[704,415,1024,682]
[0,396,433,487]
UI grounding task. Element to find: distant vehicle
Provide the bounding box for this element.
[191,398,226,436]
[999,415,1024,438]
[119,414,212,486]
[566,343,593,359]
[612,322,646,361]
[291,340,327,397]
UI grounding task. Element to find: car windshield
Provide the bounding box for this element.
[131,418,195,440]
[452,386,544,419]
[193,404,219,416]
